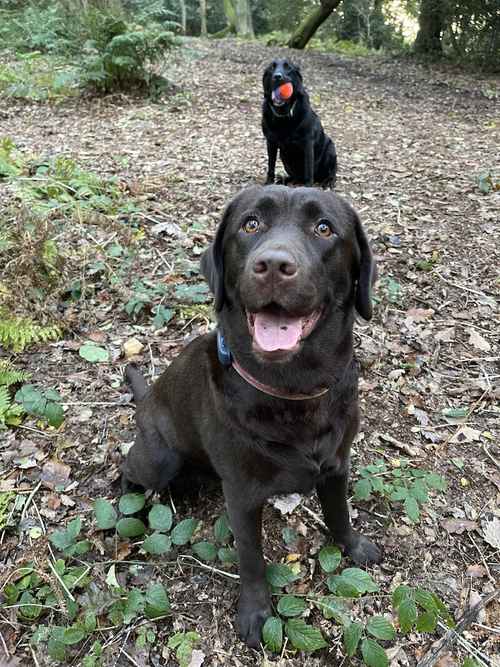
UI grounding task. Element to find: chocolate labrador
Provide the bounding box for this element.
[122,185,380,649]
[262,59,337,187]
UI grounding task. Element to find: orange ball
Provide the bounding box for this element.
[278,82,293,100]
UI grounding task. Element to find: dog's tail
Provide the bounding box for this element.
[125,364,148,402]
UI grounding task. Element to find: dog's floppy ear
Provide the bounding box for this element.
[292,62,304,93]
[262,63,273,95]
[352,209,376,321]
[200,201,233,312]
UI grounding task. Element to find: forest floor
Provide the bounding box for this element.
[0,38,499,667]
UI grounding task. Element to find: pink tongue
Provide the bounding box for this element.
[253,312,303,351]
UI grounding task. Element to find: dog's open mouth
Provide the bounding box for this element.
[246,305,322,354]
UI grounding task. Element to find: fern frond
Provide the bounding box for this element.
[0,313,62,352]
[0,359,31,387]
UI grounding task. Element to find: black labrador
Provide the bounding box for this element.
[262,59,337,187]
[122,185,380,649]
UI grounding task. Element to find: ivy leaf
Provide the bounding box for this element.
[262,616,283,653]
[119,493,145,515]
[148,504,173,532]
[366,616,396,640]
[343,621,363,657]
[171,518,199,545]
[79,343,109,363]
[285,618,327,652]
[145,582,170,619]
[47,638,66,662]
[318,545,342,573]
[18,591,42,619]
[192,541,217,562]
[94,499,117,530]
[143,532,172,555]
[398,597,418,633]
[116,517,146,538]
[277,595,307,617]
[214,513,232,544]
[361,638,389,667]
[218,547,238,563]
[404,496,420,523]
[266,563,298,588]
[123,589,144,624]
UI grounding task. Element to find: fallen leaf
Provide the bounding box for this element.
[450,426,482,443]
[468,329,491,352]
[442,519,478,534]
[123,337,144,358]
[466,564,487,578]
[188,649,206,667]
[482,517,500,549]
[270,493,302,515]
[41,460,71,490]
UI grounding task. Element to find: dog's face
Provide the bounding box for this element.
[202,186,374,365]
[263,59,303,116]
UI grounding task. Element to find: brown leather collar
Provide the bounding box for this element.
[232,357,329,401]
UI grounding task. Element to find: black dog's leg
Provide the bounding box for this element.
[223,482,271,649]
[317,470,381,565]
[304,141,314,186]
[265,141,278,185]
[122,432,184,494]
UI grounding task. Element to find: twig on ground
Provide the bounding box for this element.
[31,647,41,667]
[468,532,495,585]
[178,555,240,580]
[482,444,500,472]
[416,589,500,667]
[302,504,328,530]
[377,431,419,457]
[20,481,41,522]
[0,631,10,658]
[47,559,76,602]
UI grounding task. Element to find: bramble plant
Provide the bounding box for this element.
[353,459,447,523]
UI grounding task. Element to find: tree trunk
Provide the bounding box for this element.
[288,0,343,50]
[234,0,254,38]
[179,0,186,34]
[223,0,237,34]
[199,0,208,37]
[414,0,444,54]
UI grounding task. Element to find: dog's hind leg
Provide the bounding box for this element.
[122,431,184,494]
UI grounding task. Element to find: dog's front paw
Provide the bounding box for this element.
[344,531,382,566]
[238,593,272,649]
[265,176,275,185]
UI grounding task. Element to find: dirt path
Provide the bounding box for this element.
[1,39,499,666]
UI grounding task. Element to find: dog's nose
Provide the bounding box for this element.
[273,72,284,82]
[253,250,297,279]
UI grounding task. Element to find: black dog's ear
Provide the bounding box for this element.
[352,209,376,320]
[262,63,273,94]
[200,201,233,312]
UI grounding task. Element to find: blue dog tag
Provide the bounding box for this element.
[217,330,232,366]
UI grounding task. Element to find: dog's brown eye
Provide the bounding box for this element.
[315,221,334,238]
[242,218,260,234]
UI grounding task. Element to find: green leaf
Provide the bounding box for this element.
[266,563,298,588]
[217,547,238,563]
[441,407,467,419]
[462,659,480,667]
[366,616,396,640]
[314,596,350,625]
[398,598,418,633]
[171,517,199,545]
[18,591,42,619]
[339,568,379,594]
[119,493,145,515]
[361,638,389,667]
[327,574,360,598]
[66,518,81,541]
[79,343,109,363]
[143,532,172,555]
[45,401,64,428]
[414,588,438,613]
[145,582,170,619]
[416,611,438,632]
[354,478,372,501]
[47,638,66,662]
[94,498,117,529]
[425,472,447,491]
[123,589,144,623]
[318,545,342,573]
[192,541,217,562]
[62,627,85,645]
[116,517,146,538]
[214,513,231,544]
[404,496,420,522]
[285,618,327,652]
[392,584,413,607]
[148,504,173,532]
[277,595,306,617]
[343,621,363,657]
[262,616,283,653]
